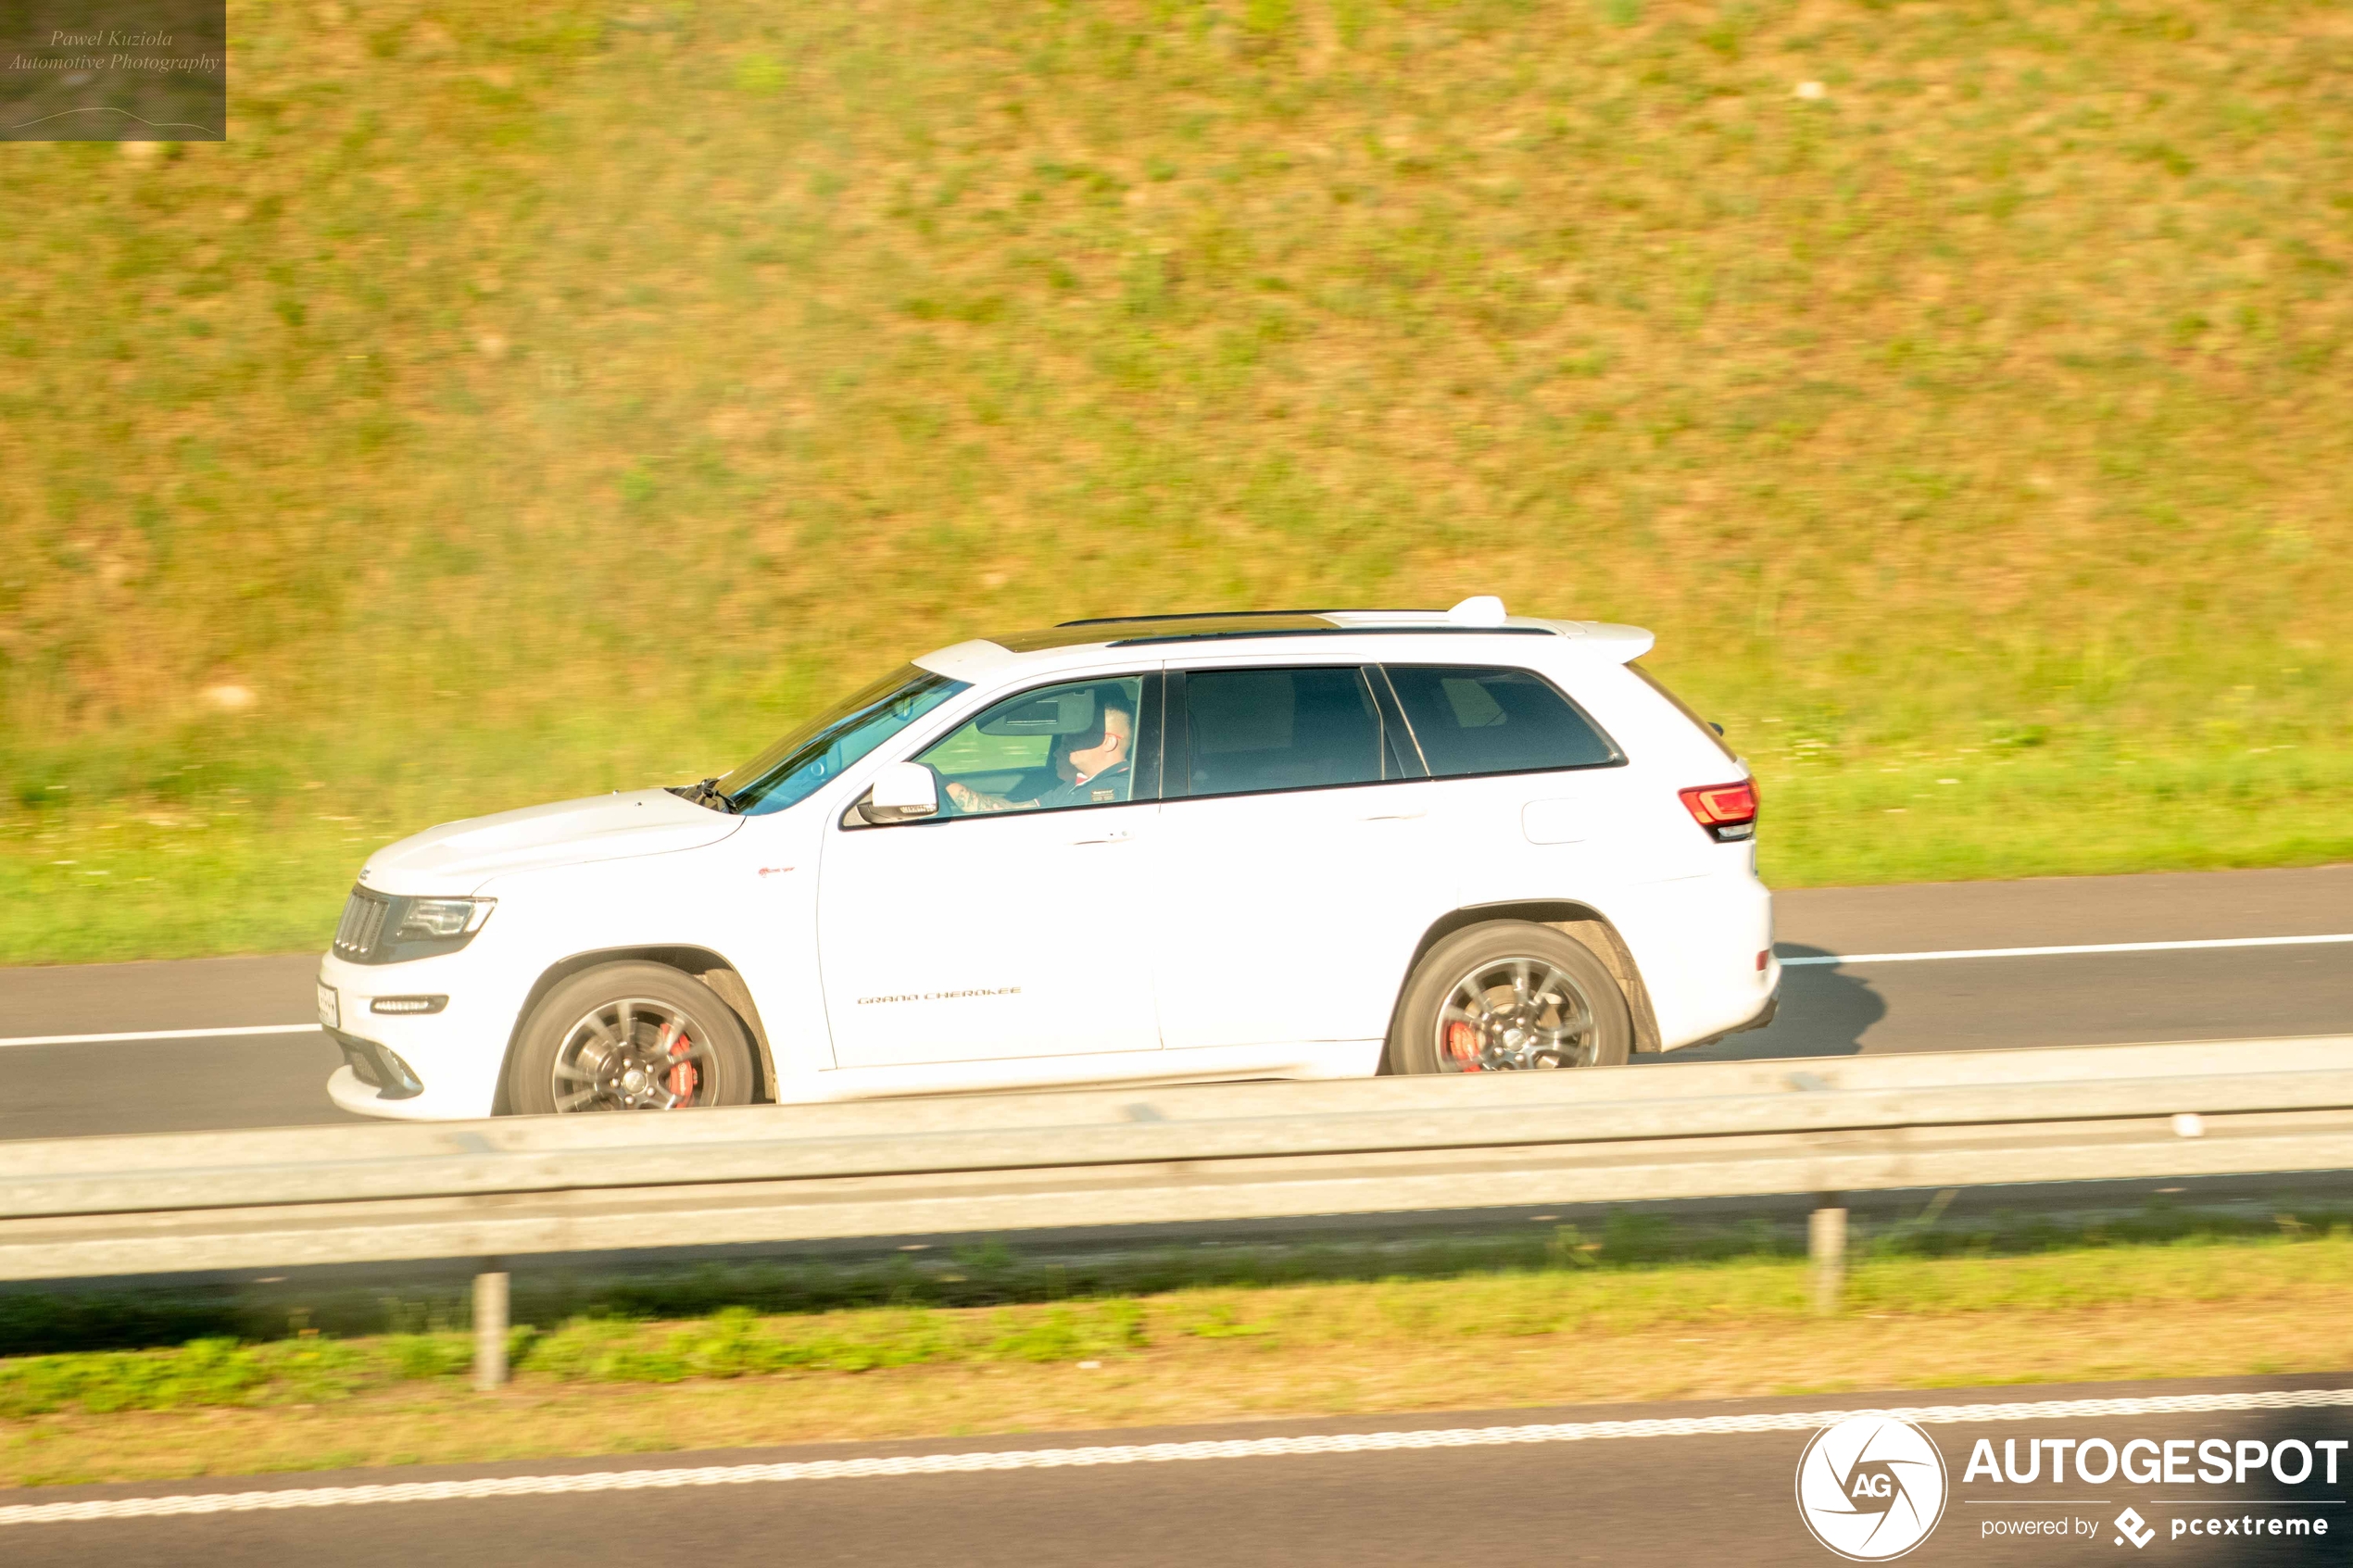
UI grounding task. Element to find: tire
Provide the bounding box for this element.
[1388,921,1633,1074]
[506,961,758,1115]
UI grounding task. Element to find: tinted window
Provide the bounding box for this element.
[1182,667,1405,797]
[1385,665,1621,777]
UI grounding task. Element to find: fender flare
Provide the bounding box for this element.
[496,945,777,1110]
[1381,901,1663,1069]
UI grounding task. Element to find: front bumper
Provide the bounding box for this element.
[318,948,513,1120]
[328,1064,459,1121]
[326,1028,425,1099]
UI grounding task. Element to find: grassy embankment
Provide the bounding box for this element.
[4,0,2349,963]
[2,1231,2347,1487]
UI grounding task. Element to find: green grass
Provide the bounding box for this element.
[6,1223,2347,1486]
[8,1197,2341,1358]
[4,0,2350,962]
[5,1229,2347,1420]
[0,1302,1151,1419]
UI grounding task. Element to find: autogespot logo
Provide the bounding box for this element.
[1795,1414,1951,1561]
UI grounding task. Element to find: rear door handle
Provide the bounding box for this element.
[1358,810,1426,822]
[1070,829,1132,845]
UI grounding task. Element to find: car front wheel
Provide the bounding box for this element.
[1388,921,1633,1074]
[506,960,758,1114]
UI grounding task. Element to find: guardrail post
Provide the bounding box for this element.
[1810,1196,1846,1315]
[473,1265,510,1391]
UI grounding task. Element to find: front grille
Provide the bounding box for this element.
[333,889,390,960]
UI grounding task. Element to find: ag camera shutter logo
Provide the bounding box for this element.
[1795,1414,1950,1561]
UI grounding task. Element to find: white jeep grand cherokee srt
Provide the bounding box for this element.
[319,599,1776,1120]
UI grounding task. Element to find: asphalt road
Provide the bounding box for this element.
[0,864,2347,1141]
[6,1374,2348,1565]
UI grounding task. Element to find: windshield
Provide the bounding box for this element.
[717,665,971,817]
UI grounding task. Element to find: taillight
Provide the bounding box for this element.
[1680,779,1758,842]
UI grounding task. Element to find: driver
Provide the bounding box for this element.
[946,692,1134,814]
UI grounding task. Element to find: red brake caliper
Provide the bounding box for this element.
[665,1028,698,1102]
[1444,1021,1482,1071]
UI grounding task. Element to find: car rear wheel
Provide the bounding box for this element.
[1388,922,1633,1074]
[506,961,757,1114]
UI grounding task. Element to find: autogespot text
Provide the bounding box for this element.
[1967,1434,2344,1547]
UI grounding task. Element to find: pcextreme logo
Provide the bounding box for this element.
[1795,1414,1951,1561]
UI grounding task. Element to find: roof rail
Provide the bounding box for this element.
[1057,608,1430,627]
[1108,625,1555,648]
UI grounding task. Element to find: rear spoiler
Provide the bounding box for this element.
[1538,621,1656,661]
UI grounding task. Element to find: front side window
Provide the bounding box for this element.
[721,666,971,817]
[918,675,1146,816]
[1384,664,1623,777]
[1179,666,1408,798]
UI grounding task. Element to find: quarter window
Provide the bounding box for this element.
[1180,666,1409,797]
[1384,665,1622,777]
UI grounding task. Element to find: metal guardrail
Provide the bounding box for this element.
[4,1036,2348,1386]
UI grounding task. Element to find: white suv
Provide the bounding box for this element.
[319,599,1776,1120]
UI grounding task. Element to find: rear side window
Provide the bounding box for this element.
[1384,665,1623,777]
[1179,666,1408,797]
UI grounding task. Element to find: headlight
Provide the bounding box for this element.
[396,897,496,940]
[333,888,497,964]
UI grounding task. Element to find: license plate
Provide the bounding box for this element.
[317,982,339,1030]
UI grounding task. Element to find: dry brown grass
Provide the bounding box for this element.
[5,0,2351,959]
[3,1295,2343,1489]
[5,1237,2347,1487]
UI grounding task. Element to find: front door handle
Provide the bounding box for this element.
[1070,828,1132,846]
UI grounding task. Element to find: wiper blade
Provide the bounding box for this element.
[668,776,740,814]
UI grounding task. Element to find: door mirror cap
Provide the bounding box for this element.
[862,761,939,824]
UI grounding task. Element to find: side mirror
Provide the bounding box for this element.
[861,760,938,825]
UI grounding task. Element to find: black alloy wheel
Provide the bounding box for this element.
[1388,921,1634,1074]
[507,960,757,1114]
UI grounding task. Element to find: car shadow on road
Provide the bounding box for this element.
[1637,946,1886,1064]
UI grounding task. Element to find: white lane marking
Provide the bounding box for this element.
[0,1024,323,1050]
[7,1387,2350,1526]
[12,932,2349,1043]
[1780,933,2353,967]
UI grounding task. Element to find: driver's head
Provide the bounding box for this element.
[1056,688,1134,781]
